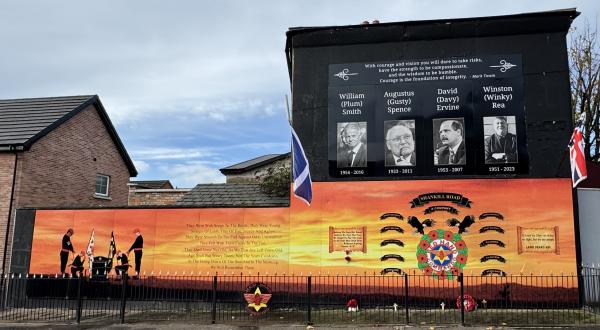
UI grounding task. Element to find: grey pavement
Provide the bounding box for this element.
[0,322,581,330]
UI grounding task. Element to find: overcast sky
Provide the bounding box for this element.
[1,1,598,188]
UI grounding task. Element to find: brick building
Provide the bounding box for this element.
[0,95,137,272]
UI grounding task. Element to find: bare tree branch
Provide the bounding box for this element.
[570,21,600,162]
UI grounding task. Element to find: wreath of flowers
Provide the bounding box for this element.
[456,294,477,312]
[416,229,468,280]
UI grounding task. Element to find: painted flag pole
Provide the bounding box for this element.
[86,229,95,271]
[569,112,588,188]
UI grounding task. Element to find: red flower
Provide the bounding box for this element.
[419,240,430,250]
[457,254,467,264]
[451,266,461,276]
[444,231,454,241]
[423,266,433,275]
[347,299,358,308]
[437,270,447,280]
[417,254,428,263]
[428,230,439,240]
[455,240,466,250]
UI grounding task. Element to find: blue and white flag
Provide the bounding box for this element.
[291,127,312,205]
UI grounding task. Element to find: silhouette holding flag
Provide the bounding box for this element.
[569,113,588,187]
[291,127,312,205]
[107,231,117,260]
[85,229,95,271]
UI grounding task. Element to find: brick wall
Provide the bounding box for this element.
[2,104,132,271]
[0,153,16,270]
[128,189,190,206]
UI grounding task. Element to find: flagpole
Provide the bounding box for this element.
[285,94,292,126]
[554,146,569,178]
[286,94,295,190]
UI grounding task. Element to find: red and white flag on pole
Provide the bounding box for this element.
[86,229,95,270]
[569,113,588,188]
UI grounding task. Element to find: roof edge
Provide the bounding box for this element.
[286,8,579,37]
[21,95,138,177]
[220,152,291,175]
[285,8,580,78]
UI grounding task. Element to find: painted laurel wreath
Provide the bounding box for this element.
[416,229,468,280]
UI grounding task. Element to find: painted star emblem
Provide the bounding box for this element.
[429,246,453,264]
[244,287,272,312]
[435,248,449,262]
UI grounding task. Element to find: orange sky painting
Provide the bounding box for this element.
[29,178,576,283]
[289,178,576,277]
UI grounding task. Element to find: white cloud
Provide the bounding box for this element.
[130,143,288,162]
[161,162,226,188]
[132,159,150,173]
[131,147,216,160]
[106,96,285,126]
[1,0,598,190]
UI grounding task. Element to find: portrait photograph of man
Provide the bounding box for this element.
[483,116,518,164]
[384,120,416,167]
[433,118,466,166]
[337,122,367,168]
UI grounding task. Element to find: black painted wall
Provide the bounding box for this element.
[10,208,36,274]
[287,10,578,182]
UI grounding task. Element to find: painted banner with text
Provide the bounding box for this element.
[329,54,528,178]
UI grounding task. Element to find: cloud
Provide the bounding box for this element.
[160,162,226,188]
[131,142,288,161]
[105,96,285,126]
[131,147,217,161]
[132,159,150,173]
[1,0,598,189]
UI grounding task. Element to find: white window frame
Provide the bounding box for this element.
[95,174,110,197]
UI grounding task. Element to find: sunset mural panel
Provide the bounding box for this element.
[29,178,576,285]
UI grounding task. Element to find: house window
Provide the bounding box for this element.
[95,174,110,197]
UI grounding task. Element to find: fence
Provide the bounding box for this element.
[0,269,598,326]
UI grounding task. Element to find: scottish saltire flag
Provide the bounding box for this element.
[107,231,117,260]
[86,229,95,270]
[291,127,312,205]
[569,113,588,188]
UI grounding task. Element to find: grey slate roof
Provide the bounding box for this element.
[220,153,290,175]
[130,180,174,189]
[0,95,137,176]
[176,183,289,207]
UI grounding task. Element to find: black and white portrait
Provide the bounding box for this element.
[384,120,416,167]
[483,116,518,164]
[433,118,466,166]
[337,122,367,168]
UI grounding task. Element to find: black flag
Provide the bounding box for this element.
[108,231,117,259]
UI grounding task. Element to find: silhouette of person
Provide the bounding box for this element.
[128,228,144,276]
[70,251,85,278]
[60,228,75,274]
[115,250,130,276]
